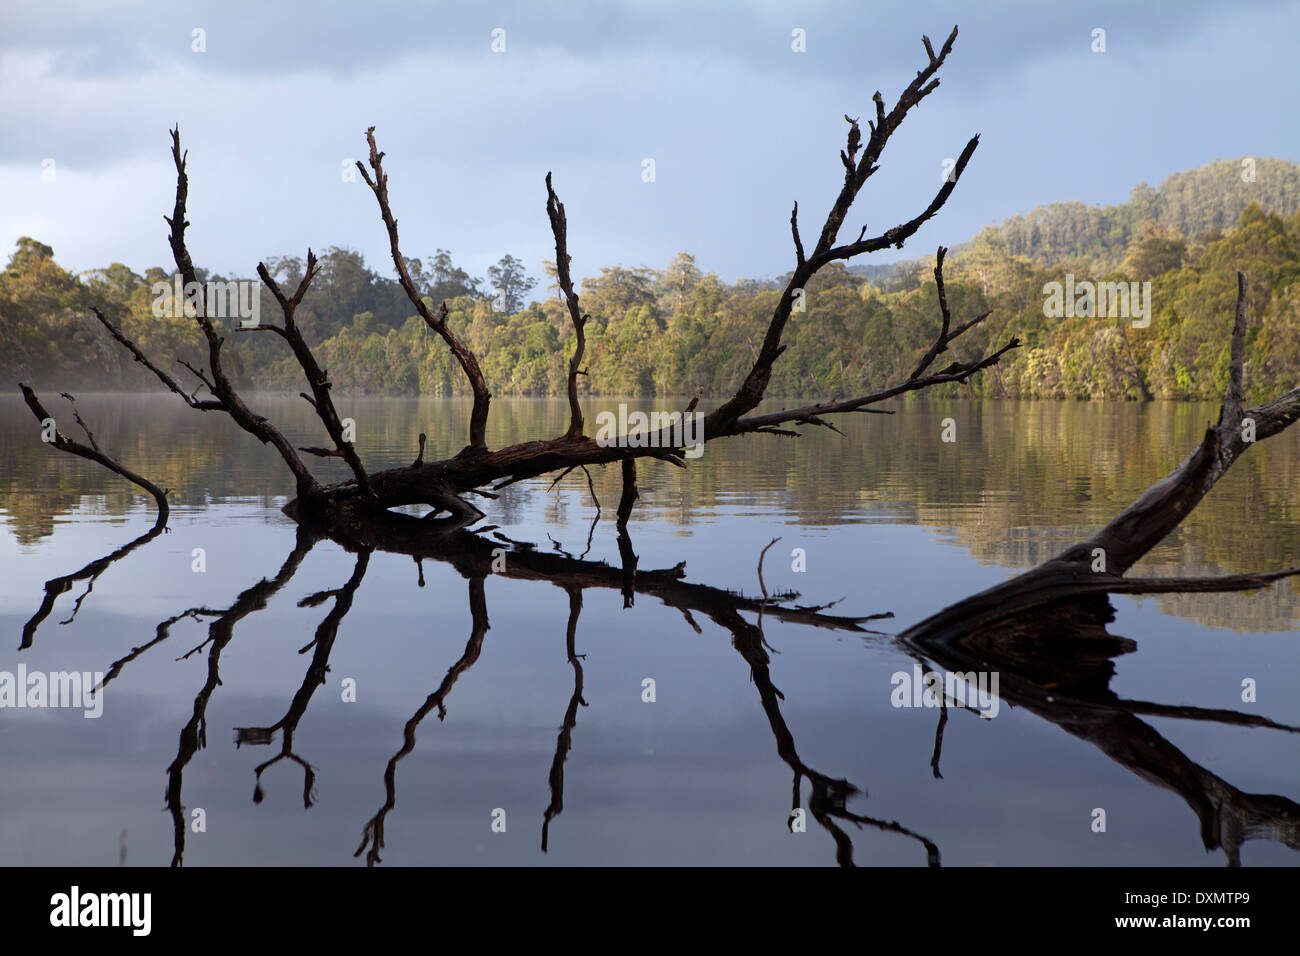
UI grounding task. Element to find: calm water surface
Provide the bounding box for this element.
[1,395,1297,866]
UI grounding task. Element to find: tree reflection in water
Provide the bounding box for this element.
[22,506,1299,867]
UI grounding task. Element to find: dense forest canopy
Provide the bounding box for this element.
[984,157,1300,268]
[4,156,1299,403]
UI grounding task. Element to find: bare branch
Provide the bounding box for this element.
[729,336,1021,436]
[356,127,491,451]
[176,358,215,395]
[90,307,223,410]
[819,134,979,264]
[547,465,578,492]
[707,25,975,431]
[256,251,374,497]
[62,393,100,452]
[790,201,805,268]
[20,384,169,519]
[616,458,639,530]
[162,126,320,497]
[907,246,995,381]
[546,172,588,439]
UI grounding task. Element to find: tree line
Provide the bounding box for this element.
[3,157,1298,404]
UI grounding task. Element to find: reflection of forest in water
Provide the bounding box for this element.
[4,394,1297,630]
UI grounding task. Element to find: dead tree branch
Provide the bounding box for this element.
[71,33,1017,528]
[903,271,1300,643]
[907,246,993,380]
[163,126,321,498]
[616,458,639,530]
[253,252,374,497]
[356,127,492,453]
[90,307,222,410]
[546,172,589,439]
[19,384,169,518]
[706,25,990,433]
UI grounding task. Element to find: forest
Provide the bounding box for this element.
[4,156,1299,405]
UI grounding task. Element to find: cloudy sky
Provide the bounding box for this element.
[2,0,1297,286]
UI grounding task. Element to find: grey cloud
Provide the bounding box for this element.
[1,0,1297,283]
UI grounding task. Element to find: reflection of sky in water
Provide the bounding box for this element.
[1,397,1297,865]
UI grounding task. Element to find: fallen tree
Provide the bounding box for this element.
[17,24,1298,865]
[898,274,1300,865]
[21,273,1298,865]
[902,273,1300,645]
[29,284,1298,866]
[23,26,1020,530]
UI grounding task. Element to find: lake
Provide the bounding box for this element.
[1,394,1297,866]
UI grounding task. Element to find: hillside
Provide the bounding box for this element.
[862,156,1300,288]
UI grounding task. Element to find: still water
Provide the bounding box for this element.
[1,395,1297,866]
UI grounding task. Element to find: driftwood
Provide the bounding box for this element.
[38,26,1019,530]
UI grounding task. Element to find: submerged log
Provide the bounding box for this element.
[895,274,1300,865]
[903,274,1300,647]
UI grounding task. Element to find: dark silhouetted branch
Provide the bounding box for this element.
[904,272,1300,646]
[546,172,588,439]
[356,127,491,452]
[164,126,320,497]
[19,384,169,520]
[254,251,374,497]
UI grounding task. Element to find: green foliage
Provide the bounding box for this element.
[5,160,1300,402]
[485,254,536,314]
